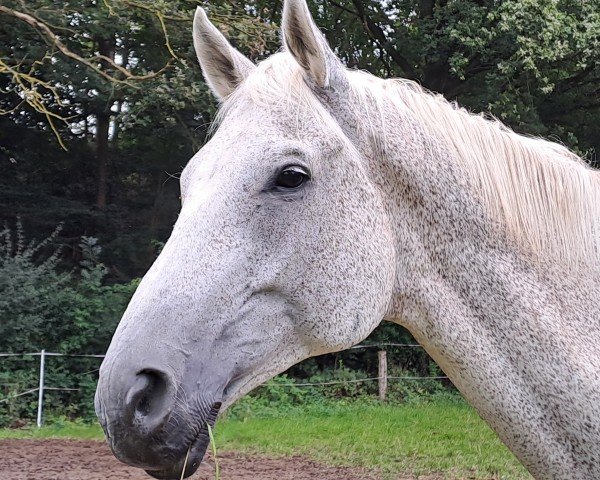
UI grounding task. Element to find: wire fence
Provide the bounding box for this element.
[0,344,448,426]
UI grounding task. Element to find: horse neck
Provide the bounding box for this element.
[346,96,600,478]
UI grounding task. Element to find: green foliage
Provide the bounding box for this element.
[386,365,449,404]
[227,376,310,420]
[227,365,453,424]
[0,222,137,426]
[0,223,135,354]
[303,363,373,398]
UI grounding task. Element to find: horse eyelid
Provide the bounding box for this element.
[262,166,311,195]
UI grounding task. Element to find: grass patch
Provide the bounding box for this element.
[0,398,530,479]
[0,418,103,440]
[217,397,531,480]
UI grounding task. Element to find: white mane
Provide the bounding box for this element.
[219,53,600,269]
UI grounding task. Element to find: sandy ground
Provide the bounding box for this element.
[0,439,402,480]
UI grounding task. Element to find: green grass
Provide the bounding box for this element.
[217,398,530,479]
[0,398,530,479]
[0,419,104,440]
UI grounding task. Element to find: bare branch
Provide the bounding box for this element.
[0,5,170,84]
[328,0,358,16]
[0,56,69,150]
[345,0,418,79]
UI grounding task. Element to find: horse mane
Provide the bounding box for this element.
[218,53,600,269]
[370,74,600,269]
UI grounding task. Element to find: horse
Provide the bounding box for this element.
[95,1,600,478]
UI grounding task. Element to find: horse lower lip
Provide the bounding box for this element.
[144,402,221,480]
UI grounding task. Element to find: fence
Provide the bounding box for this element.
[0,350,105,427]
[0,343,448,427]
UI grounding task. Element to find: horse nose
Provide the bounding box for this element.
[96,366,177,467]
[124,370,173,435]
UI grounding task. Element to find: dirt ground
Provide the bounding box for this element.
[0,439,446,480]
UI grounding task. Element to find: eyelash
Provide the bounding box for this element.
[271,165,311,191]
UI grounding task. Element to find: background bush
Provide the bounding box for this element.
[0,223,137,426]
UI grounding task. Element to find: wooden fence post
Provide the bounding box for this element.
[378,350,387,402]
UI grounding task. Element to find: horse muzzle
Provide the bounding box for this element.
[95,364,222,479]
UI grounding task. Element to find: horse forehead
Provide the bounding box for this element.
[186,119,269,170]
[219,91,342,139]
[197,104,340,162]
[208,111,292,155]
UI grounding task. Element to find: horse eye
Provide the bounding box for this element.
[274,166,310,189]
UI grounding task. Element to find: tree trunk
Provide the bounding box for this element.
[149,171,165,234]
[95,110,110,209]
[95,37,115,209]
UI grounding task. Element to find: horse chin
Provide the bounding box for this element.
[144,435,207,479]
[145,402,221,480]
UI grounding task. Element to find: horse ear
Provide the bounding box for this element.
[193,7,255,99]
[282,0,344,89]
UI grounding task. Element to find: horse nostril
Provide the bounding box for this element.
[125,369,172,434]
[137,392,151,416]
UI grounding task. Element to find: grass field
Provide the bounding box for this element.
[0,397,531,479]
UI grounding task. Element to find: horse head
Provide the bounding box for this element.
[95,2,396,477]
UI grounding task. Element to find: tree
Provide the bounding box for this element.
[0,0,277,277]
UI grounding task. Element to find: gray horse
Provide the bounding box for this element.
[95,1,600,479]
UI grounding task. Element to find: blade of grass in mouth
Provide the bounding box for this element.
[207,423,220,480]
[179,445,191,480]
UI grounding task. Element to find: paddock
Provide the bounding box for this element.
[1,439,385,480]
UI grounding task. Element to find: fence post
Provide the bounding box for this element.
[378,350,387,402]
[36,349,45,428]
